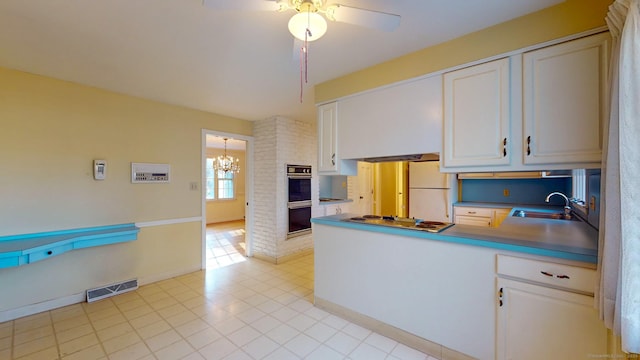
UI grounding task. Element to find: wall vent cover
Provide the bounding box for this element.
[86,279,138,303]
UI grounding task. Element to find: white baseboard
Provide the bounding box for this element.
[0,264,202,323]
[0,293,85,323]
[138,264,202,286]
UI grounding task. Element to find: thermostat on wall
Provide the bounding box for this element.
[131,163,170,183]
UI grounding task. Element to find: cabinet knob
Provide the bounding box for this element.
[47,250,53,255]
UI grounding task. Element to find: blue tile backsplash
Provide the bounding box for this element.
[461,178,572,205]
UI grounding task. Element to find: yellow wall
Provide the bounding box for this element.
[315,0,611,102]
[379,162,398,216]
[0,67,252,314]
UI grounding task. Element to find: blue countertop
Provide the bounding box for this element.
[311,208,598,263]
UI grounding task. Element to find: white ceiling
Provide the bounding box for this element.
[0,0,563,123]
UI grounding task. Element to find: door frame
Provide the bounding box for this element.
[201,129,255,269]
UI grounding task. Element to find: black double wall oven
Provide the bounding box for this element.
[287,164,312,237]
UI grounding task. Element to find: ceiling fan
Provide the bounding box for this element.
[202,0,401,102]
[202,0,402,41]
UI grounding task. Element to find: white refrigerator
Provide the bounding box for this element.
[408,161,456,223]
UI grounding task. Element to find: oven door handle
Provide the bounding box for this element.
[288,201,312,209]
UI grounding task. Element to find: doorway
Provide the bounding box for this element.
[372,161,408,217]
[201,130,254,269]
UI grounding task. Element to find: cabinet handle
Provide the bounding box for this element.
[498,287,504,307]
[331,153,335,166]
[502,138,507,157]
[526,136,531,156]
[467,211,476,214]
[540,270,570,279]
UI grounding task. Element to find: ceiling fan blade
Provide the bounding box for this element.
[202,0,281,11]
[328,4,400,32]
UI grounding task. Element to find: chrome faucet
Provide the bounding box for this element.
[545,192,572,216]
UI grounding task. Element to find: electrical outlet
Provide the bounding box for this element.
[189,182,199,191]
[503,189,510,197]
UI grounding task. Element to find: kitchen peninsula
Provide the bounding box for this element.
[311,209,604,360]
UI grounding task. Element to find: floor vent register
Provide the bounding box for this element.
[86,279,138,303]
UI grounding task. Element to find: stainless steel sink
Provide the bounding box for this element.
[512,209,579,221]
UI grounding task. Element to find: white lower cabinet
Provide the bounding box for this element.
[321,203,350,216]
[496,255,607,360]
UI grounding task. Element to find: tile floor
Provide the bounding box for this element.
[205,221,247,270]
[0,222,438,360]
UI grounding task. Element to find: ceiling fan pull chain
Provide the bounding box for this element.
[299,44,304,103]
[304,28,310,84]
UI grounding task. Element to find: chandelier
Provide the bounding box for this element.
[213,138,240,174]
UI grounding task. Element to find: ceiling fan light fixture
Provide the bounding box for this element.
[288,11,327,41]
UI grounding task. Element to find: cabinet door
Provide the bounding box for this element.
[497,278,607,360]
[523,33,609,165]
[318,102,338,173]
[443,58,511,168]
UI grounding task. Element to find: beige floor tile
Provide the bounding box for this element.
[13,313,51,334]
[185,327,222,350]
[54,313,90,333]
[121,303,155,321]
[135,319,172,340]
[0,348,11,360]
[14,345,58,360]
[154,339,194,360]
[90,312,127,331]
[2,222,437,360]
[145,329,181,352]
[0,336,11,352]
[13,324,53,346]
[95,321,134,342]
[107,341,151,360]
[101,331,142,354]
[114,298,147,312]
[129,312,163,330]
[12,334,56,358]
[56,323,95,344]
[50,304,85,322]
[87,306,121,322]
[175,318,210,338]
[60,344,105,360]
[58,332,99,357]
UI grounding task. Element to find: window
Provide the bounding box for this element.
[206,158,236,200]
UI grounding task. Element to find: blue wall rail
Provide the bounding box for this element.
[0,223,139,269]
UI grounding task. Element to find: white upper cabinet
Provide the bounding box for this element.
[443,58,511,168]
[442,32,609,172]
[337,74,442,159]
[317,102,356,175]
[523,33,609,165]
[318,102,338,173]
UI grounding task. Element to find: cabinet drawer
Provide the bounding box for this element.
[455,215,492,227]
[497,255,596,294]
[28,243,74,263]
[454,207,492,217]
